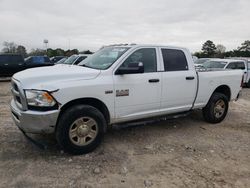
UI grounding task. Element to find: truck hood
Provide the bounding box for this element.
[13,64,101,91]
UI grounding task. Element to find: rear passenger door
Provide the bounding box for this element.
[160,48,197,113]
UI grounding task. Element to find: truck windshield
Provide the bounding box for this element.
[203,61,227,69]
[79,47,130,70]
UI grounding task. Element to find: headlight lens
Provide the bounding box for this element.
[25,90,56,107]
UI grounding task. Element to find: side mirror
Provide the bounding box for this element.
[115,62,144,75]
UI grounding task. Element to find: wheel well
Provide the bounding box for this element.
[213,85,231,100]
[58,98,110,125]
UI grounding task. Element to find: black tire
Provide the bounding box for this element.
[56,105,106,155]
[202,92,229,124]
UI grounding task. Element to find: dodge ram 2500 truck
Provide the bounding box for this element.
[10,44,243,154]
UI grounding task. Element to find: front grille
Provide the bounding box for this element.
[11,79,26,110]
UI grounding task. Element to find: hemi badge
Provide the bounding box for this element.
[105,90,113,94]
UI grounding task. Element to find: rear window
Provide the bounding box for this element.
[161,49,188,71]
[203,61,227,69]
[32,57,44,63]
[32,56,50,63]
[226,61,245,70]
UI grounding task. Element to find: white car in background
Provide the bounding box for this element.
[59,54,90,65]
[201,59,250,87]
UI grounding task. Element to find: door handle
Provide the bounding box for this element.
[148,79,160,83]
[186,76,195,80]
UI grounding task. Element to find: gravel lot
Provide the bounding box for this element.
[0,81,249,188]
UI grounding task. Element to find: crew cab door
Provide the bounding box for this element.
[113,47,161,121]
[160,48,197,113]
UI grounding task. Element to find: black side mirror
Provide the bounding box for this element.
[115,62,144,75]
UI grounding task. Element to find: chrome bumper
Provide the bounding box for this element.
[10,99,59,134]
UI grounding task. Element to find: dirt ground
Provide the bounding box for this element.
[0,81,249,188]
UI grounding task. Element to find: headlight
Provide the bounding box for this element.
[25,90,56,107]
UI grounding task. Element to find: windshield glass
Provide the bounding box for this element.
[56,57,67,64]
[203,61,227,69]
[79,47,130,70]
[62,55,78,65]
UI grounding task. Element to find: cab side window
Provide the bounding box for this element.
[236,62,245,70]
[226,62,237,69]
[122,48,157,73]
[161,49,188,71]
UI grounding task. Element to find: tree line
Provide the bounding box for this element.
[2,40,250,58]
[1,41,93,58]
[194,40,250,58]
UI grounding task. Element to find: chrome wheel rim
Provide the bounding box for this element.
[69,117,98,146]
[214,99,225,118]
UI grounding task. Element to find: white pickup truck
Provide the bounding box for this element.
[10,44,243,154]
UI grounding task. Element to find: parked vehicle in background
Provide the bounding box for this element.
[10,44,243,154]
[50,56,65,63]
[194,58,211,68]
[25,56,54,68]
[0,54,25,77]
[61,54,89,65]
[200,59,250,87]
[55,57,68,64]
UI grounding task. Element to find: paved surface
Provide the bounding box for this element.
[0,81,249,188]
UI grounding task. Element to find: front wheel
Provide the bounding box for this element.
[202,92,229,124]
[56,105,106,155]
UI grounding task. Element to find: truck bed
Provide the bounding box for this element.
[194,69,243,108]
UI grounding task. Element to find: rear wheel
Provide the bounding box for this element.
[202,92,229,124]
[56,105,106,155]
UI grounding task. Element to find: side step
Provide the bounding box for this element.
[112,111,192,129]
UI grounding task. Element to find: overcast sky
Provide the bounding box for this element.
[0,0,249,52]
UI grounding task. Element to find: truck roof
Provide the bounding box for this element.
[106,44,189,51]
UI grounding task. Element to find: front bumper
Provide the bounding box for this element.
[10,99,59,134]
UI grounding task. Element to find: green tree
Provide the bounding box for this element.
[47,48,57,57]
[238,40,250,51]
[80,50,93,54]
[28,48,46,56]
[202,40,216,57]
[55,48,65,56]
[16,45,27,57]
